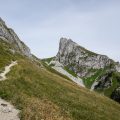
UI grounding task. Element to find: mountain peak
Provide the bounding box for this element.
[60,37,73,42]
[60,37,78,46]
[59,38,79,55]
[56,38,119,77]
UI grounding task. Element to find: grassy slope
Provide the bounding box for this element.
[41,61,72,81]
[42,57,55,63]
[0,58,120,120]
[0,39,24,72]
[0,41,120,120]
[0,40,14,69]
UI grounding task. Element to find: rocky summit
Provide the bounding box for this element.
[56,38,120,77]
[0,18,31,57]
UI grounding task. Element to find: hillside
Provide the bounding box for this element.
[44,38,120,103]
[0,18,120,120]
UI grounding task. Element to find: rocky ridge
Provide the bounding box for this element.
[0,18,31,57]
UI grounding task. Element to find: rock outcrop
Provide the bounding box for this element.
[0,17,31,57]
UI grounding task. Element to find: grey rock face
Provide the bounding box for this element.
[0,17,31,57]
[56,38,117,77]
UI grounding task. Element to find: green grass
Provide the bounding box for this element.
[0,40,18,71]
[64,66,77,77]
[42,57,55,63]
[0,40,14,68]
[0,39,24,69]
[83,69,103,88]
[41,61,71,81]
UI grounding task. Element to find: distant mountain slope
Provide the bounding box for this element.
[0,18,120,120]
[44,38,120,103]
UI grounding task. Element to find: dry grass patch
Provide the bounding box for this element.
[22,97,71,120]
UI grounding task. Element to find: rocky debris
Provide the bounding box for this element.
[111,87,120,103]
[49,60,85,87]
[0,61,17,81]
[0,98,20,120]
[0,17,31,57]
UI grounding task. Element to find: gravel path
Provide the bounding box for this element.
[0,61,20,120]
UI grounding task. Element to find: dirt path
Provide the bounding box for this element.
[0,61,20,120]
[0,61,17,81]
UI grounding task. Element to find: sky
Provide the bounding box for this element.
[0,0,120,61]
